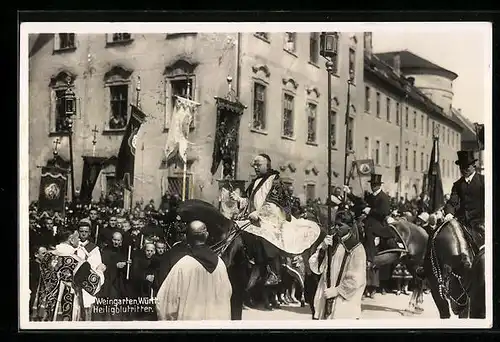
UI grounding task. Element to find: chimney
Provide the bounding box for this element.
[364,32,373,59]
[407,76,415,86]
[393,53,401,76]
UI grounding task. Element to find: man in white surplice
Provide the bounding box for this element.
[309,217,366,320]
[75,219,105,320]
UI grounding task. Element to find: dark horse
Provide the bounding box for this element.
[425,218,485,318]
[305,202,429,313]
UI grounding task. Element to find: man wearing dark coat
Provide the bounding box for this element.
[344,174,396,264]
[130,243,159,320]
[96,231,131,321]
[442,150,485,249]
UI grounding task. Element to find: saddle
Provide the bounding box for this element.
[375,222,407,254]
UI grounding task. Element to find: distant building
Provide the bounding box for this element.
[362,41,463,198]
[28,32,364,206]
[451,108,484,174]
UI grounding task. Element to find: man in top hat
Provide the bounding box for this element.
[441,150,485,248]
[344,174,396,264]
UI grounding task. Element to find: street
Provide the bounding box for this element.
[243,292,441,320]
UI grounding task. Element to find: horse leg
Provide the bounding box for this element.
[428,280,451,319]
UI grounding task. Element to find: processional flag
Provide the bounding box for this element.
[80,156,114,204]
[353,159,375,177]
[426,137,444,212]
[164,95,200,164]
[38,166,67,214]
[116,104,147,191]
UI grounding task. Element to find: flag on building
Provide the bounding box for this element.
[38,166,67,214]
[426,137,444,212]
[80,156,114,204]
[353,159,375,177]
[164,95,200,164]
[115,104,147,191]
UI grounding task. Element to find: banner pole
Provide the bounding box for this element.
[182,152,188,201]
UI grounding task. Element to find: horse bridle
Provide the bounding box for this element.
[210,221,252,256]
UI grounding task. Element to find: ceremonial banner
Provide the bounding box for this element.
[116,105,147,191]
[426,138,444,212]
[164,96,200,164]
[353,159,375,177]
[38,167,67,213]
[79,156,109,204]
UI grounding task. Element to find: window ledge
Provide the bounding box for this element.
[281,135,296,141]
[166,33,198,39]
[330,147,338,151]
[365,110,371,115]
[306,141,318,146]
[52,47,76,55]
[284,49,298,57]
[49,131,70,137]
[308,61,320,69]
[254,34,271,43]
[250,128,268,135]
[102,128,126,135]
[106,39,134,47]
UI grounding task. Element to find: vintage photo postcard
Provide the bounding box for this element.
[19,22,492,330]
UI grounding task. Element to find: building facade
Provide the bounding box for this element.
[361,36,463,198]
[28,32,364,206]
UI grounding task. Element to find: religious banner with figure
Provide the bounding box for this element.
[116,104,147,191]
[38,166,67,213]
[79,156,110,204]
[353,159,375,177]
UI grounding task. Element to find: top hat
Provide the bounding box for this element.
[454,150,478,166]
[368,173,383,185]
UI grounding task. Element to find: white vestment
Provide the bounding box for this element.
[156,255,232,320]
[309,242,367,319]
[75,241,105,308]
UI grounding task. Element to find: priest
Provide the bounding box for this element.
[156,220,232,320]
[33,229,106,321]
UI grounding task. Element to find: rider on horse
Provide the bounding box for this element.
[439,150,485,251]
[343,173,400,265]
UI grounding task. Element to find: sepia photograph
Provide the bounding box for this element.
[19,22,491,329]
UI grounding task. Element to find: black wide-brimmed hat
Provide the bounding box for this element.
[455,150,478,166]
[368,173,383,185]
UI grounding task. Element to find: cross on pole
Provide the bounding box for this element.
[53,138,61,156]
[92,125,99,156]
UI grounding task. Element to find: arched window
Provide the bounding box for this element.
[48,70,76,134]
[163,59,198,130]
[103,66,134,131]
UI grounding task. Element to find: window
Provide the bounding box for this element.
[426,117,430,136]
[376,92,381,117]
[284,32,296,52]
[405,148,409,170]
[413,150,417,171]
[426,154,429,169]
[105,175,120,198]
[109,33,132,43]
[55,33,76,50]
[413,110,417,129]
[420,115,424,135]
[405,106,409,128]
[54,89,67,132]
[442,159,446,177]
[385,143,391,167]
[420,152,424,172]
[375,140,380,165]
[432,121,435,136]
[282,93,294,137]
[349,48,356,80]
[447,128,450,145]
[395,145,399,165]
[330,111,337,148]
[167,176,191,200]
[307,102,318,144]
[365,86,371,112]
[109,85,128,130]
[309,33,320,64]
[255,32,269,40]
[347,117,354,151]
[364,137,370,158]
[386,97,391,122]
[253,82,267,130]
[396,103,400,125]
[306,184,316,201]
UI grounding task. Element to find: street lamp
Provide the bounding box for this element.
[63,76,77,203]
[343,69,355,189]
